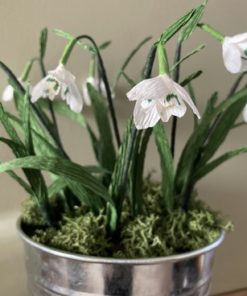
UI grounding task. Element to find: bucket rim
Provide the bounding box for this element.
[17,217,225,265]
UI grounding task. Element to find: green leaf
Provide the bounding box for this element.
[170,44,205,72]
[113,36,152,88]
[130,128,152,214]
[160,8,196,44]
[99,40,112,50]
[0,103,23,145]
[40,100,86,127]
[48,178,67,198]
[178,0,208,43]
[87,83,116,172]
[40,28,48,60]
[22,89,34,154]
[175,92,219,195]
[180,70,203,87]
[120,71,136,87]
[199,99,247,166]
[187,82,199,129]
[175,86,247,197]
[66,179,104,210]
[6,170,35,196]
[192,146,247,182]
[153,122,174,210]
[0,156,113,205]
[109,121,136,213]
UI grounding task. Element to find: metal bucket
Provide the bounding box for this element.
[18,221,224,296]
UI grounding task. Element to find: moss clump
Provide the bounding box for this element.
[22,182,232,258]
[32,211,111,256]
[21,198,48,227]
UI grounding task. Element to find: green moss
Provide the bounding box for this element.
[22,182,232,258]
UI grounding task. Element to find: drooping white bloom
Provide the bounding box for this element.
[126,74,200,130]
[243,104,247,122]
[222,33,247,73]
[2,85,14,102]
[31,64,83,113]
[2,80,27,102]
[82,76,115,106]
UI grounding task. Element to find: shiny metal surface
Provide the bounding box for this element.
[18,221,224,296]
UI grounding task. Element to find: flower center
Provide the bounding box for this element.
[166,94,180,105]
[141,98,155,109]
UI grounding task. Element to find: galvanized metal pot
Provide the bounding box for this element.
[18,221,224,296]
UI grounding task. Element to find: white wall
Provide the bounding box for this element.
[0,1,247,294]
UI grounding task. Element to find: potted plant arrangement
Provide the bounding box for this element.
[1,1,247,295]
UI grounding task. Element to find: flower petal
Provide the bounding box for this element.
[61,83,83,113]
[133,98,160,129]
[31,77,60,103]
[49,64,75,84]
[227,33,247,44]
[223,38,243,73]
[174,83,200,119]
[2,85,14,102]
[243,104,247,122]
[126,75,170,102]
[157,96,187,122]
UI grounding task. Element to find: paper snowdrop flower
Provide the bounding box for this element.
[31,64,83,113]
[243,104,247,122]
[126,74,200,130]
[2,80,27,102]
[82,76,115,106]
[222,33,247,74]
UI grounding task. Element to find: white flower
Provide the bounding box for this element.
[31,64,83,113]
[2,80,28,102]
[126,74,200,130]
[243,104,247,122]
[82,76,115,106]
[223,33,247,73]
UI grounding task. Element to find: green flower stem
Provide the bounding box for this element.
[157,42,169,75]
[171,41,182,158]
[60,35,121,148]
[198,23,224,43]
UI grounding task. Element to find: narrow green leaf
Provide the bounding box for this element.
[130,128,152,214]
[175,92,218,195]
[0,103,23,145]
[153,122,174,210]
[0,156,112,205]
[187,82,199,129]
[113,36,152,88]
[160,8,196,44]
[170,44,205,72]
[180,70,203,87]
[99,40,112,50]
[193,146,247,182]
[40,100,86,127]
[109,121,136,211]
[179,0,208,42]
[66,179,104,210]
[48,178,67,198]
[40,28,48,60]
[198,89,247,166]
[6,170,35,196]
[22,89,34,154]
[87,83,116,173]
[120,71,136,87]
